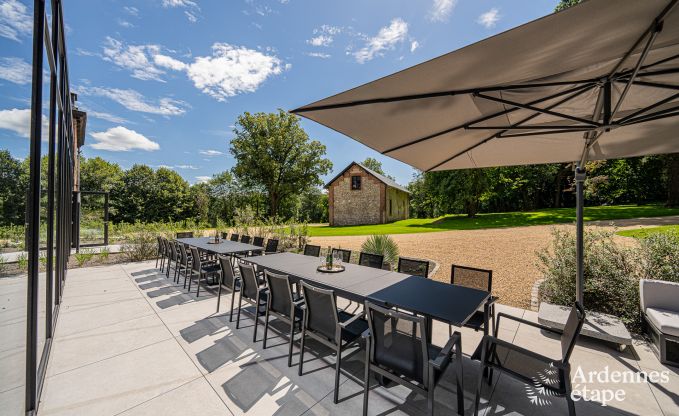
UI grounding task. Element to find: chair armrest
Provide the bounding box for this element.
[430,331,461,371]
[361,328,371,339]
[495,312,562,336]
[484,335,561,367]
[338,311,366,329]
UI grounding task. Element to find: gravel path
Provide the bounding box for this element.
[310,215,679,309]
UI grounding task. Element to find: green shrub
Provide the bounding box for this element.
[537,228,641,331]
[99,247,110,261]
[361,234,399,267]
[74,249,96,267]
[121,230,157,262]
[638,230,679,283]
[0,255,6,274]
[16,252,28,271]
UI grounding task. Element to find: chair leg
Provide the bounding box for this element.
[474,341,488,416]
[362,339,371,416]
[216,278,222,313]
[455,337,464,415]
[333,345,341,404]
[155,255,159,268]
[253,294,260,342]
[287,318,296,368]
[262,306,270,349]
[298,327,306,376]
[229,288,236,322]
[236,291,243,329]
[196,271,202,297]
[562,368,576,416]
[427,373,435,416]
[187,270,192,291]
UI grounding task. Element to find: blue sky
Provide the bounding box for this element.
[0,0,557,187]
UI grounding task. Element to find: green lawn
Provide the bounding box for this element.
[309,204,679,237]
[617,224,679,239]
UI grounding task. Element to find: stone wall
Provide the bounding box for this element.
[329,165,384,226]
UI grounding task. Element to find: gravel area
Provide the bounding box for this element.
[310,215,679,309]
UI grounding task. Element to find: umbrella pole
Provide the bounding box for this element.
[575,165,586,306]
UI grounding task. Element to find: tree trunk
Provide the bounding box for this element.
[269,192,279,218]
[553,163,569,208]
[667,153,679,207]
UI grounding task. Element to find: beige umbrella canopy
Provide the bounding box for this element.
[292,0,679,305]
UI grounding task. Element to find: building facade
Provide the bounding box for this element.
[326,162,410,226]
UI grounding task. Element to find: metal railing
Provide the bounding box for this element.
[25,0,76,413]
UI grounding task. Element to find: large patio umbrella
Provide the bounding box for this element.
[292,0,679,307]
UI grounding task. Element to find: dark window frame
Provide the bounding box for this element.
[351,175,361,190]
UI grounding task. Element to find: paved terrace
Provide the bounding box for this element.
[27,261,679,415]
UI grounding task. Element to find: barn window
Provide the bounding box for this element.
[351,175,361,190]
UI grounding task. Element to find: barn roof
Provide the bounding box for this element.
[325,161,410,194]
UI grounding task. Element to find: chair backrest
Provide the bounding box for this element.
[238,262,259,300]
[365,301,430,385]
[162,239,171,257]
[359,252,384,269]
[221,232,229,240]
[176,231,194,238]
[639,279,679,312]
[301,282,339,343]
[332,248,351,263]
[157,236,163,253]
[560,302,586,364]
[190,247,201,272]
[265,239,279,253]
[252,236,264,247]
[398,257,429,278]
[451,264,492,292]
[168,240,178,261]
[303,244,321,257]
[240,235,251,244]
[218,256,237,289]
[265,271,294,316]
[230,233,240,242]
[178,243,189,265]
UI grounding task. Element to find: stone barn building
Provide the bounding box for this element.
[326,162,410,226]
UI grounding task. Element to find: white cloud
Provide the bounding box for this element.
[195,175,211,183]
[307,35,332,47]
[78,86,188,116]
[306,52,331,59]
[154,54,187,71]
[90,126,159,151]
[428,0,457,22]
[199,149,223,156]
[0,57,31,84]
[175,164,198,169]
[85,109,129,124]
[185,11,198,22]
[0,0,32,42]
[102,37,165,81]
[477,8,500,28]
[410,40,419,53]
[124,6,139,16]
[117,19,134,28]
[307,25,341,47]
[162,0,197,8]
[0,108,48,140]
[354,18,408,64]
[184,43,286,101]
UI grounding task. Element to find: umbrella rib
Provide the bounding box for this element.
[497,128,593,139]
[474,92,601,126]
[382,82,596,155]
[620,104,679,125]
[466,125,593,130]
[616,91,679,124]
[615,79,679,92]
[290,79,598,113]
[424,84,597,172]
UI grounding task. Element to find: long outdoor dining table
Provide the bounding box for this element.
[176,237,262,256]
[244,252,490,332]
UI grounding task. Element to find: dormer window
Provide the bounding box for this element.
[351,175,361,190]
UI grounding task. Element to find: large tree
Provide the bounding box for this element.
[80,156,123,192]
[230,110,332,218]
[0,150,28,225]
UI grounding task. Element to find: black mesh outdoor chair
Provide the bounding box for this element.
[230,233,239,242]
[473,302,586,416]
[264,239,279,254]
[450,265,497,336]
[252,236,264,247]
[165,240,179,279]
[363,302,464,416]
[176,243,193,285]
[236,262,269,342]
[240,235,251,244]
[303,244,321,257]
[359,252,384,269]
[398,257,430,278]
[188,247,220,297]
[263,271,305,367]
[156,236,164,269]
[299,282,368,404]
[176,231,194,238]
[217,256,240,320]
[332,248,352,263]
[163,238,174,274]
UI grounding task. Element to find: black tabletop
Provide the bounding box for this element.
[246,252,489,327]
[177,237,262,255]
